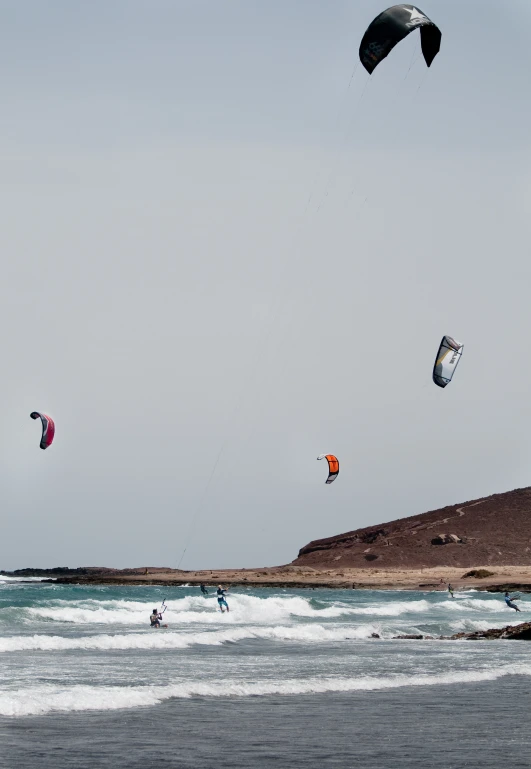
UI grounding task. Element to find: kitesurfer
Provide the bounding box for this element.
[448,583,454,598]
[217,585,229,613]
[200,584,208,596]
[504,592,521,612]
[150,608,163,627]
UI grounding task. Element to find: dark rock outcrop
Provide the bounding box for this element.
[0,566,176,578]
[462,569,496,579]
[394,634,424,640]
[485,584,531,594]
[390,622,531,641]
[451,622,531,640]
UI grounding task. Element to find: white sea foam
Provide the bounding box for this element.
[0,576,52,583]
[25,593,360,626]
[21,591,527,631]
[350,597,528,617]
[3,665,531,717]
[349,599,433,616]
[0,623,382,654]
[439,597,519,613]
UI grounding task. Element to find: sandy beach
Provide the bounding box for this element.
[41,564,531,591]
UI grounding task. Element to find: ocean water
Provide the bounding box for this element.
[0,577,530,768]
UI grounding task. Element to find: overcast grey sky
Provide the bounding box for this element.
[1,1,530,571]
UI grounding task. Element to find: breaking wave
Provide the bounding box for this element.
[349,597,527,617]
[20,593,526,628]
[0,575,52,583]
[24,593,361,626]
[3,665,531,717]
[0,623,382,653]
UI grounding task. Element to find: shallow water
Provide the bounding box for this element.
[0,578,529,767]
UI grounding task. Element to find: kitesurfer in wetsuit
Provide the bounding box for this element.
[217,586,229,613]
[447,583,454,598]
[200,584,208,596]
[504,592,521,612]
[150,608,163,627]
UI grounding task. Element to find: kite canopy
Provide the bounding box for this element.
[359,4,441,75]
[317,454,339,484]
[30,412,55,450]
[432,336,463,388]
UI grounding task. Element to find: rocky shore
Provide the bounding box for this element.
[391,621,531,641]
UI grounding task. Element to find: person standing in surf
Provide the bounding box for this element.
[504,592,521,612]
[200,584,208,596]
[150,608,163,628]
[217,586,229,613]
[447,584,454,598]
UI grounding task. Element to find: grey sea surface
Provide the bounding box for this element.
[0,579,529,768]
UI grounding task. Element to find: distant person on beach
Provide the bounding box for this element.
[200,584,208,596]
[150,608,163,627]
[217,586,229,613]
[504,592,521,612]
[448,584,454,598]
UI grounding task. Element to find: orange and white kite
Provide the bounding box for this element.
[317,454,339,484]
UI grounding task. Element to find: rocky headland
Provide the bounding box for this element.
[294,486,531,570]
[4,486,531,594]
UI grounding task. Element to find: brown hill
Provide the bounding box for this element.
[293,487,531,569]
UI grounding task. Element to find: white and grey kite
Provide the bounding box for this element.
[432,336,463,388]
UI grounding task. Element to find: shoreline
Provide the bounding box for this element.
[6,565,531,592]
[41,580,531,593]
